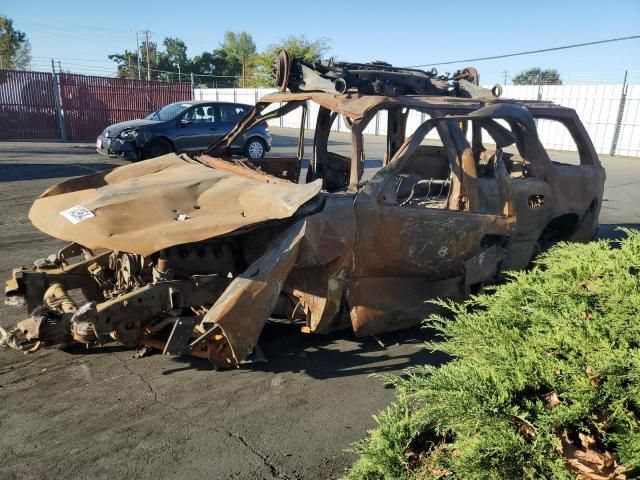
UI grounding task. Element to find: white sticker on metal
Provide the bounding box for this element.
[60,205,95,224]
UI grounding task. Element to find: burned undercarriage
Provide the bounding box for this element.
[2,54,605,368]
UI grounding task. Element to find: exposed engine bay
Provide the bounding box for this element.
[3,224,310,367]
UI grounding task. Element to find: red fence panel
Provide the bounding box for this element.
[0,69,60,140]
[59,74,192,142]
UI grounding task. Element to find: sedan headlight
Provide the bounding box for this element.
[119,129,139,141]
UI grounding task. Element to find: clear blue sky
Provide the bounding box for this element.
[3,0,639,84]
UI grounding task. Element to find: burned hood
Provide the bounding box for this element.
[29,153,322,256]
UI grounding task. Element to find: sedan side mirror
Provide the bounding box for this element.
[180,118,192,126]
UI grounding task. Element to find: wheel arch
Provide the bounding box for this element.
[147,135,176,151]
[245,135,266,148]
[539,212,581,244]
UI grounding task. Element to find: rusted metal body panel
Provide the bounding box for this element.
[285,195,356,334]
[347,276,464,337]
[29,153,321,255]
[3,88,605,368]
[188,222,308,364]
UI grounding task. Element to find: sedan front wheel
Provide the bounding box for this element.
[143,138,173,160]
[245,138,266,159]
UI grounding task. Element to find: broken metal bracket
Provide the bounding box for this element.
[163,317,201,355]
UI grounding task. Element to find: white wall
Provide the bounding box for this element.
[618,85,640,157]
[194,85,640,157]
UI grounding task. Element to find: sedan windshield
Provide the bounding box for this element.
[145,102,192,121]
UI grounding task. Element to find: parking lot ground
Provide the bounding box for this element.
[0,130,638,480]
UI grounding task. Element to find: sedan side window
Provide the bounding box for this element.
[219,104,248,123]
[184,106,216,124]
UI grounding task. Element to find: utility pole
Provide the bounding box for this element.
[135,31,142,80]
[142,29,152,81]
[51,59,66,141]
[501,69,509,85]
[128,29,142,80]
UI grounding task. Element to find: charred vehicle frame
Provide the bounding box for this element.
[3,56,605,368]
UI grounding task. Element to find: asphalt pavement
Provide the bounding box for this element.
[0,129,638,480]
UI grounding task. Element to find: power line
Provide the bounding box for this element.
[31,55,114,64]
[29,61,113,72]
[192,73,241,78]
[406,35,640,68]
[60,62,118,71]
[20,19,173,39]
[31,60,239,78]
[23,28,128,42]
[19,19,132,34]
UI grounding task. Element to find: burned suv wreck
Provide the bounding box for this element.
[3,55,604,368]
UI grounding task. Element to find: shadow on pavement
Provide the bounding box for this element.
[598,223,640,240]
[0,162,120,182]
[0,146,96,156]
[160,322,445,379]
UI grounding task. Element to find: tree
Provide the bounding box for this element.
[12,37,31,70]
[109,40,159,80]
[191,49,239,87]
[157,37,189,80]
[160,37,188,66]
[192,51,222,75]
[512,67,562,85]
[108,50,140,79]
[106,32,328,87]
[109,34,244,84]
[250,35,330,87]
[0,16,32,70]
[219,32,256,87]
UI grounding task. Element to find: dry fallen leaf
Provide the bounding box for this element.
[544,391,561,409]
[560,431,627,480]
[513,416,536,439]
